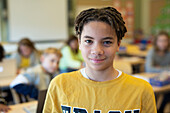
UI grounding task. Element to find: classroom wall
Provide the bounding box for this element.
[140,0,166,35]
[0,0,167,42]
[0,0,8,42]
[0,1,1,42]
[140,0,151,35]
[150,0,166,27]
[7,0,68,42]
[75,0,113,16]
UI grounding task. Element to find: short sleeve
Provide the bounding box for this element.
[141,82,157,113]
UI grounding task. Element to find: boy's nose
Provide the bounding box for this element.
[52,62,57,67]
[91,44,104,55]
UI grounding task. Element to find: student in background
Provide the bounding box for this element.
[145,31,170,73]
[43,7,156,113]
[0,44,5,62]
[133,29,145,44]
[59,35,84,73]
[0,44,10,112]
[11,38,40,72]
[158,92,170,113]
[10,48,62,99]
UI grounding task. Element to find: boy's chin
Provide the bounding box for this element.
[47,70,56,74]
[87,65,108,71]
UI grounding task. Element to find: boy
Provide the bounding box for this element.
[43,7,157,113]
[10,48,62,99]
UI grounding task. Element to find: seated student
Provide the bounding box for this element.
[145,31,170,73]
[0,45,10,112]
[43,7,157,113]
[59,35,84,73]
[11,38,40,72]
[133,29,145,44]
[10,48,62,99]
[158,92,170,113]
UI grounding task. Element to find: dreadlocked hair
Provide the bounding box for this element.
[75,7,127,44]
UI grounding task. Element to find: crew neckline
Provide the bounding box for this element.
[80,68,122,79]
[77,70,126,87]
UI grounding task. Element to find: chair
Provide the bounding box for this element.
[10,88,34,104]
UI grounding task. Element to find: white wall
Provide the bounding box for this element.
[8,0,68,42]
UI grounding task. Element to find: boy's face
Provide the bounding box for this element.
[41,53,60,74]
[79,21,120,71]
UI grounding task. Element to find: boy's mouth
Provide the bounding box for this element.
[89,58,105,64]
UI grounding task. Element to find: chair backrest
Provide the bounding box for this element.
[10,88,34,104]
[36,89,47,113]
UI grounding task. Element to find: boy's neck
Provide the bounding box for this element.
[85,66,118,82]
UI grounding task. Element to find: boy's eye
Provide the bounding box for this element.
[103,41,113,46]
[51,59,55,63]
[85,40,93,44]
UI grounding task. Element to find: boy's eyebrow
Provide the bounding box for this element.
[83,35,94,39]
[102,37,114,40]
[83,36,114,40]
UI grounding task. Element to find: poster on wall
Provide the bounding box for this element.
[113,0,134,39]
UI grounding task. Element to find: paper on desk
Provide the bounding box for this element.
[133,75,150,83]
[0,66,3,72]
[23,104,37,113]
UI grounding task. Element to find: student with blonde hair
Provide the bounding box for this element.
[10,48,62,99]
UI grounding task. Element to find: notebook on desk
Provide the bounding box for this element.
[23,89,47,113]
[0,59,17,78]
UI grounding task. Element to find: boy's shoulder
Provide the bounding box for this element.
[124,73,152,90]
[62,46,70,51]
[26,64,42,73]
[53,71,79,81]
[50,71,80,86]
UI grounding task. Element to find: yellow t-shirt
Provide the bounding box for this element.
[20,56,30,68]
[43,71,157,113]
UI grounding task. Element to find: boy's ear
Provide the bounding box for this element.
[116,41,121,52]
[40,55,44,63]
[78,37,81,44]
[78,38,81,50]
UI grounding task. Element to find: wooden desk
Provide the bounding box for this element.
[115,57,145,65]
[120,44,152,57]
[134,73,170,93]
[114,57,145,74]
[126,45,148,57]
[0,76,16,87]
[9,101,37,113]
